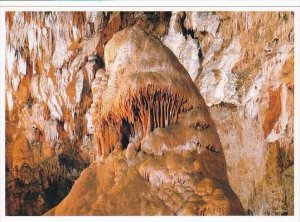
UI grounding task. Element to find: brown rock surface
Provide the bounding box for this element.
[46,26,244,216]
[5,12,174,215]
[6,11,293,216]
[162,11,294,214]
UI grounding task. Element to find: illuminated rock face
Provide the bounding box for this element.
[5,11,172,216]
[6,11,294,216]
[46,26,244,216]
[163,12,294,215]
[5,12,101,215]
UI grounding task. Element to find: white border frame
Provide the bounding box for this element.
[0,0,300,7]
[0,2,299,222]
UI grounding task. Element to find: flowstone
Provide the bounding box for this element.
[46,25,244,216]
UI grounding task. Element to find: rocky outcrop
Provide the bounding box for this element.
[162,12,294,215]
[46,26,244,215]
[5,11,103,215]
[6,11,294,216]
[5,11,172,216]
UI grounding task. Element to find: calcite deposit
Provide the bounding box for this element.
[5,11,294,216]
[163,12,294,215]
[5,11,174,216]
[46,26,244,215]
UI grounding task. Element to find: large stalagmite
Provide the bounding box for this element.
[6,12,293,216]
[46,26,244,216]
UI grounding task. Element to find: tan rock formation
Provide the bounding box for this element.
[5,12,101,215]
[162,11,294,214]
[46,26,244,216]
[5,11,293,216]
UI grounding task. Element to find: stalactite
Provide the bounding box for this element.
[94,87,189,156]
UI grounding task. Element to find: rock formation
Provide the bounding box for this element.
[5,12,101,215]
[5,11,294,216]
[162,12,294,215]
[46,26,244,215]
[5,12,172,215]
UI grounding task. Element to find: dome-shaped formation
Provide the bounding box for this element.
[46,25,244,216]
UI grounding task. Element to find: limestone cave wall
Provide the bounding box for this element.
[5,11,294,215]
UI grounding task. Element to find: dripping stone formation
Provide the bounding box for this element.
[46,25,245,216]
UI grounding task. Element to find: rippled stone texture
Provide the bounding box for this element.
[46,26,244,216]
[6,11,293,216]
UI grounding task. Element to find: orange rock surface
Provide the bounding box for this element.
[6,11,293,216]
[46,26,244,216]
